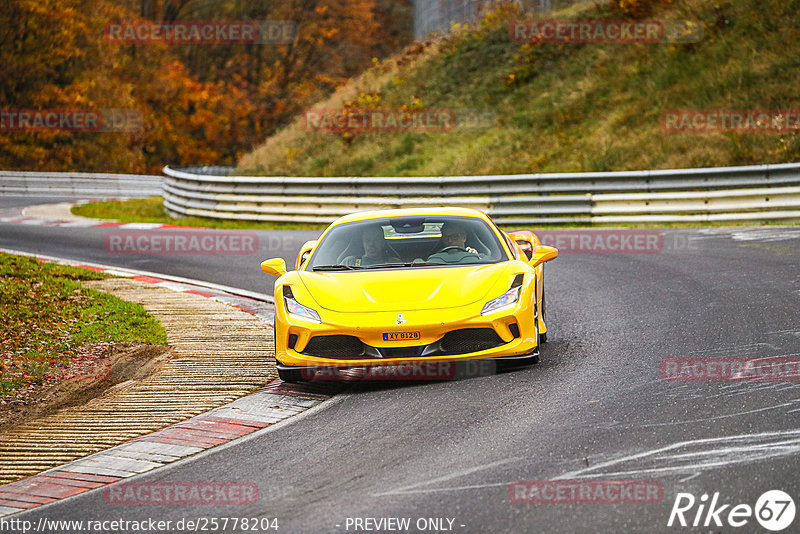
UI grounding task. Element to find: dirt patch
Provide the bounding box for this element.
[0,342,172,432]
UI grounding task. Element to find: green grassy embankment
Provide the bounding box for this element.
[237,0,800,176]
[71,197,328,230]
[0,253,166,400]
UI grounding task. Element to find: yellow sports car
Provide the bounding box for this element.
[260,207,558,382]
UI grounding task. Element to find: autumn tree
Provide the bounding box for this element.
[0,0,413,172]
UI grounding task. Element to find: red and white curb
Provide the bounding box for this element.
[0,250,342,518]
[0,217,194,230]
[0,380,339,517]
[0,199,195,230]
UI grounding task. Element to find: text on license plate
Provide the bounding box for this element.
[383,331,421,341]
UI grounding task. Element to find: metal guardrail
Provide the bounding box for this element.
[162,163,800,225]
[0,170,161,197]
[2,166,797,224]
[591,186,800,224]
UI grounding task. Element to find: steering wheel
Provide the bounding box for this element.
[438,246,481,257]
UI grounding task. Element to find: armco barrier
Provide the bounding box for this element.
[162,163,800,225]
[0,170,161,197]
[591,186,800,224]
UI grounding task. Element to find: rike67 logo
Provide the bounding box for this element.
[668,490,796,531]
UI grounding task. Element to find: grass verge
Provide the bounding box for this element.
[237,0,800,177]
[0,253,167,399]
[71,197,328,230]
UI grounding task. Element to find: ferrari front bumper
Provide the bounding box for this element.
[274,299,539,369]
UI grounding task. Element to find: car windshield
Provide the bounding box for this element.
[306,216,509,271]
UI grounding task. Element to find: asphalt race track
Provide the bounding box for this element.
[3,196,800,533]
[0,196,320,294]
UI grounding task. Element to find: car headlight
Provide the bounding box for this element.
[285,296,321,323]
[481,286,521,315]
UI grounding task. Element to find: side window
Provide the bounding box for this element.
[510,235,520,259]
[503,233,519,260]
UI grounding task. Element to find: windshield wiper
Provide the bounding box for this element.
[362,261,442,268]
[363,262,413,269]
[314,261,440,271]
[312,264,361,271]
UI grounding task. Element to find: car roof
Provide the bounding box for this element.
[330,207,491,226]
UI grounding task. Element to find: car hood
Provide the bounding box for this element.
[298,263,510,313]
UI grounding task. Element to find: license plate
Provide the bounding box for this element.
[383,331,421,341]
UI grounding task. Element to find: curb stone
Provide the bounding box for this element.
[0,380,339,517]
[0,253,340,518]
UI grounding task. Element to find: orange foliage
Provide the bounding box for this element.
[0,0,413,173]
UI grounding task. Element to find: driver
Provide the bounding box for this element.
[426,221,480,264]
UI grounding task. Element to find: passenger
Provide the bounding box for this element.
[342,225,401,267]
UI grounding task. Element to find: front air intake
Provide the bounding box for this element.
[439,328,505,354]
[302,335,365,358]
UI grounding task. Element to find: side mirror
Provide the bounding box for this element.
[508,230,536,260]
[530,245,558,268]
[295,240,317,270]
[260,258,287,277]
[514,239,534,260]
